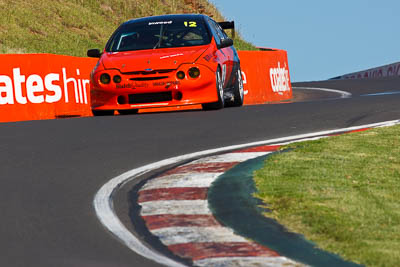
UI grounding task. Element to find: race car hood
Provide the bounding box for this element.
[101,46,209,72]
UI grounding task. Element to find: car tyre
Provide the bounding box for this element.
[118,109,139,115]
[231,68,244,107]
[92,110,114,116]
[202,67,224,110]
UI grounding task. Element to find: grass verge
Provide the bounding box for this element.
[0,0,256,56]
[254,125,400,267]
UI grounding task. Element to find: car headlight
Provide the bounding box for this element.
[176,71,185,80]
[188,67,200,78]
[100,73,111,84]
[113,75,122,83]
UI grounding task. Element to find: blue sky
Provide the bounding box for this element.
[210,0,400,82]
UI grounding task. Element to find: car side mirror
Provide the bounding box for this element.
[87,49,102,58]
[219,38,234,49]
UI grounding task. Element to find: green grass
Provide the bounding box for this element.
[0,0,256,56]
[254,125,400,267]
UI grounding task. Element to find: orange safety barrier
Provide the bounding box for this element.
[239,49,292,104]
[0,54,96,123]
[0,50,292,123]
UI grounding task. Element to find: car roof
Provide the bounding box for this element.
[122,14,210,26]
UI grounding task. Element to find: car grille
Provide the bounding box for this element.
[128,92,172,104]
[130,76,169,81]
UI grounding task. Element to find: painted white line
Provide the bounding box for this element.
[93,119,400,267]
[362,91,400,97]
[376,120,400,128]
[151,226,247,245]
[293,86,352,98]
[94,178,187,267]
[194,256,300,267]
[140,200,210,216]
[191,152,271,164]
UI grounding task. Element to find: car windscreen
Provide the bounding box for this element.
[106,18,211,52]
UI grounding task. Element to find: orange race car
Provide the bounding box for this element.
[87,14,244,115]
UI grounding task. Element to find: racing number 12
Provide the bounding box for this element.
[184,21,197,27]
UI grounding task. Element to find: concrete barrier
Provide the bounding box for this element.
[332,61,400,80]
[0,50,292,123]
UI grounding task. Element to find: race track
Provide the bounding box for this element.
[1,77,399,267]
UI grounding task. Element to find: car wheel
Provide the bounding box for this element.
[118,109,139,115]
[92,110,114,116]
[231,68,244,107]
[202,67,224,110]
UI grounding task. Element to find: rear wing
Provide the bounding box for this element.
[218,21,235,38]
[218,21,235,30]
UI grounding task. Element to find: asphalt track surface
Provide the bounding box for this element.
[1,77,400,267]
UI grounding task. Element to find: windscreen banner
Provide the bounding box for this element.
[0,54,96,123]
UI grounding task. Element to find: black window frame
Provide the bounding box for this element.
[105,17,212,52]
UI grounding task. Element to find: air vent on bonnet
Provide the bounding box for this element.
[121,69,175,75]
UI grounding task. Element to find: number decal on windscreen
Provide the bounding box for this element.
[184,21,197,27]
